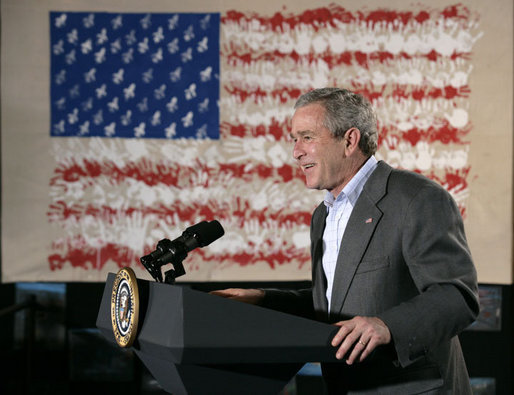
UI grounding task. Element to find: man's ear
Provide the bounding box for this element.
[345,127,361,152]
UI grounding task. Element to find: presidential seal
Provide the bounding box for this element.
[111,267,139,348]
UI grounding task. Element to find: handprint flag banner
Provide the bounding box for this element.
[1,1,513,283]
[50,12,220,140]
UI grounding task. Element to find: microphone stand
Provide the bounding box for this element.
[163,259,186,285]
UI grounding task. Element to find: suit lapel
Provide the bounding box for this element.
[329,161,392,317]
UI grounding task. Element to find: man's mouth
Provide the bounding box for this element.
[302,163,315,171]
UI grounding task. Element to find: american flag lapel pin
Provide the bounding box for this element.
[365,218,373,224]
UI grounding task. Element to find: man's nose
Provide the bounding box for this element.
[293,140,305,160]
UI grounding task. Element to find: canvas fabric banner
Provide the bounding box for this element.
[1,0,512,283]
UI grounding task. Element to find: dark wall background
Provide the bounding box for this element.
[0,281,511,394]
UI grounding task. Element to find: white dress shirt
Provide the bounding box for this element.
[322,156,378,311]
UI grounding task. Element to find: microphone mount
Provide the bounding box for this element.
[140,220,224,284]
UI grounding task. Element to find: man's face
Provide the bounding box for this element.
[290,103,350,197]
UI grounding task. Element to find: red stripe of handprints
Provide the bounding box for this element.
[49,158,305,187]
[224,84,471,104]
[222,5,471,31]
[48,238,310,271]
[223,50,472,69]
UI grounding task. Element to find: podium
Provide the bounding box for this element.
[97,273,339,394]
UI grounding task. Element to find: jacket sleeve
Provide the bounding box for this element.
[260,287,315,319]
[377,183,479,367]
[259,202,326,320]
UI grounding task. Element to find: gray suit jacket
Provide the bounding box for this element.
[264,161,479,394]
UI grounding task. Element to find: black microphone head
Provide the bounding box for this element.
[185,220,225,247]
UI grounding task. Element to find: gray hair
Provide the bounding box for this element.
[294,88,378,156]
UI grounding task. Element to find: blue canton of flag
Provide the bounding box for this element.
[50,12,220,139]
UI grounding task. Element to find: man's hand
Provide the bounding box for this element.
[210,288,265,305]
[331,316,391,365]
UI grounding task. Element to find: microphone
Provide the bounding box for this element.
[141,220,224,283]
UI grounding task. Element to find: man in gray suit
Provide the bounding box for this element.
[212,88,479,394]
